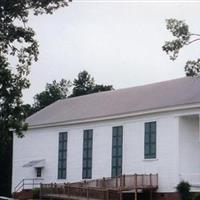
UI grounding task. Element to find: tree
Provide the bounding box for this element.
[162,18,200,76]
[0,0,72,196]
[29,71,113,114]
[33,79,71,113]
[70,70,114,97]
[0,0,72,143]
[92,84,114,93]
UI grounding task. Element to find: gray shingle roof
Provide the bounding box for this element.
[27,77,200,127]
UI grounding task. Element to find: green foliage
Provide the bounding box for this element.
[0,0,72,144]
[0,57,28,145]
[177,181,191,200]
[0,138,12,197]
[185,59,200,77]
[92,84,114,93]
[70,70,95,97]
[21,104,35,118]
[0,0,72,196]
[27,71,113,114]
[163,19,190,61]
[70,70,113,97]
[162,18,200,76]
[33,79,71,112]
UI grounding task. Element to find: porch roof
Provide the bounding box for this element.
[23,159,45,168]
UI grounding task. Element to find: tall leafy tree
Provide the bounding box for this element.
[70,70,114,97]
[0,0,72,196]
[33,79,71,113]
[29,72,113,114]
[162,18,200,76]
[0,0,72,143]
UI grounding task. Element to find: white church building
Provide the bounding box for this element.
[12,77,200,196]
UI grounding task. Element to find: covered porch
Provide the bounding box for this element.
[179,114,200,191]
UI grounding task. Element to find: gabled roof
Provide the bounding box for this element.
[27,77,200,128]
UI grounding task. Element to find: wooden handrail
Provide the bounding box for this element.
[40,174,158,200]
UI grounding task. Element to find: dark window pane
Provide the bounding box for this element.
[88,159,92,167]
[63,141,67,149]
[63,151,66,159]
[113,137,117,146]
[62,160,66,168]
[145,123,150,132]
[59,143,63,150]
[88,140,92,148]
[88,150,92,158]
[118,136,122,146]
[88,132,92,139]
[113,128,117,137]
[112,147,117,156]
[145,144,150,155]
[63,133,67,140]
[58,132,67,179]
[117,167,122,176]
[151,144,156,155]
[58,160,62,167]
[112,158,117,167]
[83,160,87,168]
[118,147,122,156]
[151,133,156,143]
[119,126,123,134]
[62,170,66,178]
[58,170,62,179]
[112,168,116,177]
[36,168,42,177]
[144,122,156,159]
[83,149,87,157]
[83,169,87,179]
[151,122,156,132]
[118,158,122,166]
[87,169,92,178]
[83,139,87,148]
[145,132,150,143]
[112,126,123,177]
[83,130,93,179]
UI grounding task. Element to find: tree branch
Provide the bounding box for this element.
[187,38,200,45]
[190,33,200,37]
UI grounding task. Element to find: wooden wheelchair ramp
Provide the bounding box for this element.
[40,174,158,200]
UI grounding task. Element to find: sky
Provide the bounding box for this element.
[23,0,200,103]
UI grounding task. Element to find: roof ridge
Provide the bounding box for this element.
[59,76,188,102]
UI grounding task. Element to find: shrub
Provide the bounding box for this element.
[177,181,191,200]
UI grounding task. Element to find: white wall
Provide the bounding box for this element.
[12,112,181,193]
[123,116,179,192]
